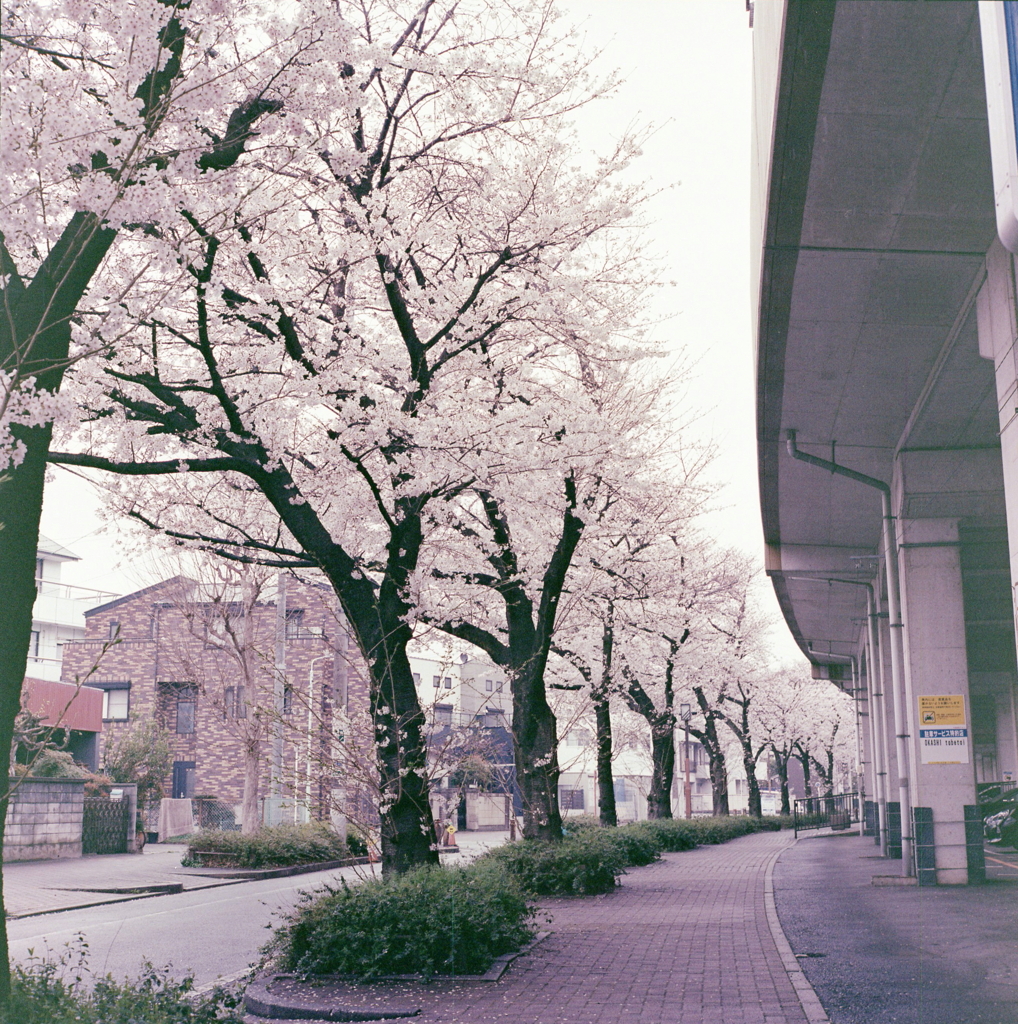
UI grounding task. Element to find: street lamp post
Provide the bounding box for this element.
[680,703,692,820]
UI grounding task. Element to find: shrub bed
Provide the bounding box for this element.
[182,822,351,868]
[481,830,630,895]
[269,861,535,980]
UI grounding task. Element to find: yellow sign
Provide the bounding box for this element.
[918,695,966,726]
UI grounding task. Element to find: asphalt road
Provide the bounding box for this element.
[6,867,347,990]
[773,833,1018,1024]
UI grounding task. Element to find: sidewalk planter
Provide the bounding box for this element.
[270,862,536,980]
[3,777,85,862]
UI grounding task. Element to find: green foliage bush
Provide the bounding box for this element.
[182,822,350,868]
[481,830,630,895]
[5,945,243,1024]
[270,861,535,980]
[481,815,789,896]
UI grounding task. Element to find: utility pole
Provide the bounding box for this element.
[267,573,287,825]
[681,703,693,819]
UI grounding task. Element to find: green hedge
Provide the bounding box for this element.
[6,953,243,1024]
[483,816,788,896]
[182,822,351,868]
[481,830,631,895]
[270,861,535,980]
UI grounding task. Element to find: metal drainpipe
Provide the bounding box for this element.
[866,586,890,857]
[785,575,889,856]
[786,431,913,876]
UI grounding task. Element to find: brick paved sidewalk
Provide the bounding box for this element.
[261,830,817,1024]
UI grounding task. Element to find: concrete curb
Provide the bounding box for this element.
[180,856,371,880]
[244,975,421,1021]
[243,933,549,1021]
[763,835,832,1024]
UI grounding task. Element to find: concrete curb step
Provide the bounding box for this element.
[181,856,372,880]
[243,934,550,1022]
[53,883,184,895]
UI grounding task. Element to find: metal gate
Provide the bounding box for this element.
[793,792,861,835]
[82,796,131,854]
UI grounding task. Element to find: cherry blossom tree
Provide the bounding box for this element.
[0,0,321,993]
[756,670,810,815]
[39,1,650,868]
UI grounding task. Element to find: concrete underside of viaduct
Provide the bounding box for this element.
[754,0,1018,882]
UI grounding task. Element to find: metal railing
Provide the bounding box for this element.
[793,792,861,835]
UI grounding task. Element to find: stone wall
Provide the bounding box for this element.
[4,778,85,862]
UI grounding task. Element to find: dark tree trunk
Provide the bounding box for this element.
[647,721,676,819]
[318,515,438,877]
[796,747,813,798]
[621,633,686,821]
[0,426,53,1004]
[437,485,586,843]
[772,748,791,815]
[593,689,616,827]
[691,686,728,816]
[595,611,616,827]
[512,661,563,842]
[707,748,729,815]
[744,746,762,818]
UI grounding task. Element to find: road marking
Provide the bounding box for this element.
[985,854,1018,871]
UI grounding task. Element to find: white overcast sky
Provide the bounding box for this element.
[41,0,807,665]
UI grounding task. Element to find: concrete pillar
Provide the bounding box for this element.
[977,241,1018,792]
[896,517,977,884]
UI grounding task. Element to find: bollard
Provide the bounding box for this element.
[964,805,986,884]
[913,806,935,886]
[887,801,902,859]
[863,800,877,837]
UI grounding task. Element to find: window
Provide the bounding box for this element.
[412,672,421,686]
[29,631,40,658]
[496,681,504,692]
[224,686,247,719]
[283,684,294,715]
[90,681,130,721]
[433,676,441,688]
[485,679,494,692]
[559,787,585,810]
[614,778,629,803]
[108,620,120,640]
[176,687,197,734]
[35,557,44,583]
[443,677,452,689]
[104,689,130,721]
[434,703,453,725]
[285,608,304,639]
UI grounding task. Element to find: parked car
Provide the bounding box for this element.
[980,784,1018,848]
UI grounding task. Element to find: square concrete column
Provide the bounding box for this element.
[978,240,1018,786]
[896,517,976,884]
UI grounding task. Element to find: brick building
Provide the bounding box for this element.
[60,574,373,832]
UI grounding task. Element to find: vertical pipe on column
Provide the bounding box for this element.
[866,587,889,856]
[879,489,914,877]
[785,431,913,876]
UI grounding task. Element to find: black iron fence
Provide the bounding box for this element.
[793,792,861,835]
[82,795,131,854]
